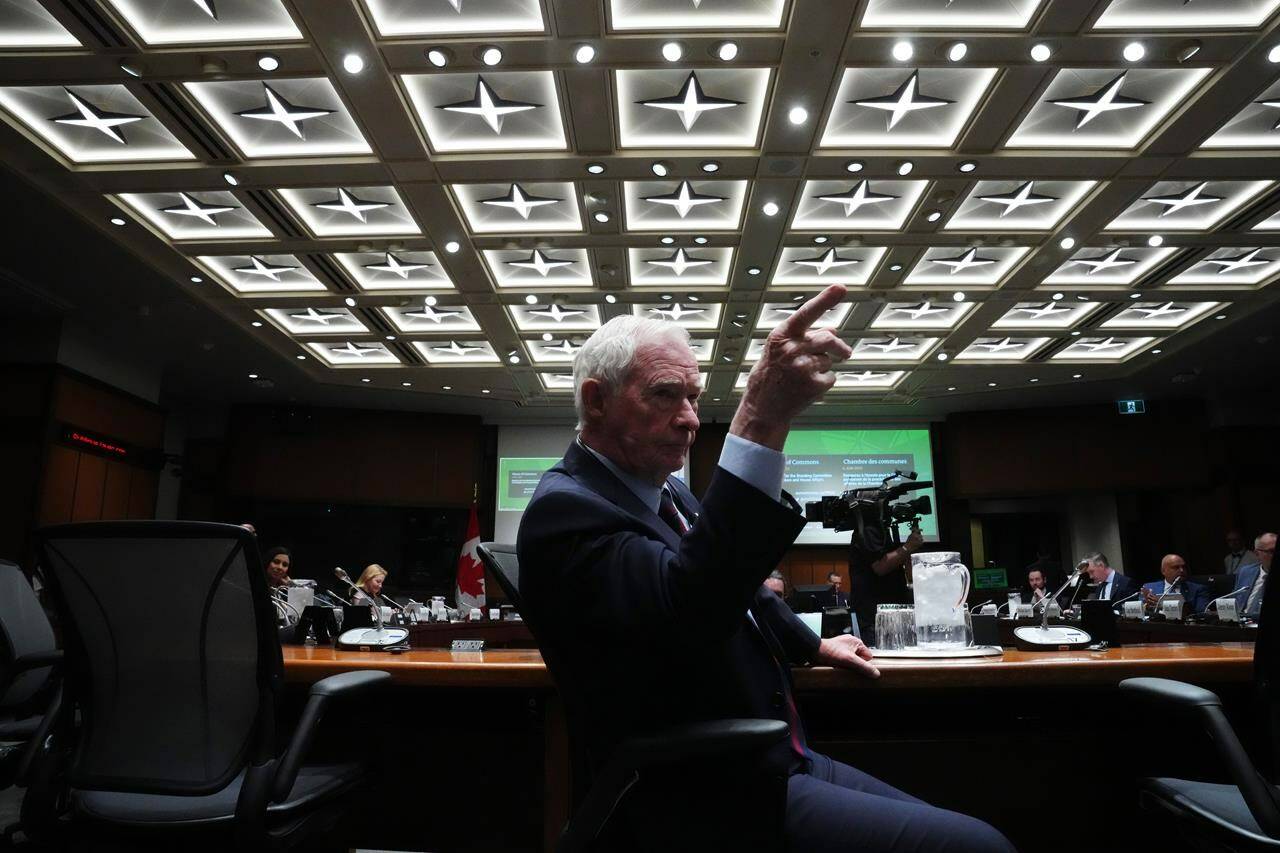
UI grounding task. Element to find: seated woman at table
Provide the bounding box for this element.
[351,563,393,607]
[264,546,291,590]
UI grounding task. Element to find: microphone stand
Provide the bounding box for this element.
[332,567,410,650]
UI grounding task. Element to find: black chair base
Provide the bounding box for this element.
[1141,778,1280,851]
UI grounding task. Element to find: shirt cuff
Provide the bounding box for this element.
[719,433,784,502]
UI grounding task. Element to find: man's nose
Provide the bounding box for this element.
[674,397,700,432]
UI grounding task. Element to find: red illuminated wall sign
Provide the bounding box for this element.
[59,426,130,460]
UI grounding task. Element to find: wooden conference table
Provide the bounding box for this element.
[283,643,1253,852]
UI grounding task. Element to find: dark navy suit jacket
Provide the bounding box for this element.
[1141,579,1209,614]
[1090,572,1140,602]
[517,440,818,777]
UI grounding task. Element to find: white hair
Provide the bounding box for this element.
[573,315,691,428]
[1257,532,1277,549]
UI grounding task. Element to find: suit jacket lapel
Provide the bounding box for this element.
[561,441,683,550]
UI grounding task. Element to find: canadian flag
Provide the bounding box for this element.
[455,501,485,611]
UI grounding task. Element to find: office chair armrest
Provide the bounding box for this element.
[559,719,789,853]
[271,670,392,802]
[9,648,62,677]
[16,682,62,786]
[1120,677,1280,837]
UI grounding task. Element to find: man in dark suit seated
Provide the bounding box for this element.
[1141,553,1209,615]
[815,570,850,609]
[518,284,1013,852]
[1084,552,1140,603]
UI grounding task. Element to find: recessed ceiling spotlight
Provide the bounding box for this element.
[426,47,450,67]
[508,354,520,364]
[480,46,503,66]
[889,263,903,272]
[342,53,365,74]
[481,389,491,394]
[700,160,720,173]
[593,211,611,223]
[385,334,396,341]
[1029,378,1039,383]
[257,53,279,72]
[716,41,739,62]
[762,201,780,216]
[1129,292,1141,299]
[189,276,203,283]
[223,171,238,186]
[574,44,596,64]
[693,235,708,244]
[660,293,673,300]
[660,236,675,244]
[1059,237,1076,250]
[296,355,306,360]
[952,291,966,302]
[109,217,126,226]
[1070,330,1082,336]
[442,385,452,391]
[927,210,942,223]
[937,352,949,361]
[958,161,977,173]
[1176,41,1202,63]
[1215,314,1227,320]
[747,266,761,275]
[402,381,412,387]
[1030,43,1052,62]
[947,386,957,391]
[892,40,913,62]
[119,61,143,77]
[661,41,683,62]
[344,296,356,307]
[787,106,809,125]
[1147,235,1164,247]
[897,160,914,176]
[542,332,553,341]
[987,382,997,387]
[1152,348,1162,354]
[444,240,461,253]
[524,294,538,304]
[814,235,828,244]
[248,373,258,379]
[251,321,263,328]
[586,162,605,174]
[361,377,371,383]
[425,295,438,306]
[1072,373,1083,379]
[946,41,968,62]
[687,294,700,302]
[1269,44,1280,64]
[1123,42,1146,63]
[1052,292,1065,301]
[651,161,669,177]
[604,294,618,303]
[713,397,721,402]
[845,160,864,173]
[1075,296,1088,302]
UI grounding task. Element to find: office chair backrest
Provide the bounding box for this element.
[36,522,280,796]
[1253,555,1280,775]
[0,559,56,709]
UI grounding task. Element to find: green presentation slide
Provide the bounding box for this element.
[782,428,939,541]
[497,457,561,512]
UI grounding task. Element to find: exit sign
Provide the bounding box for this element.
[1117,399,1146,415]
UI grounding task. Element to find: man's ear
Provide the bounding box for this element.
[580,378,608,421]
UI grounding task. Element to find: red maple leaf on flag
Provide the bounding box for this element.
[455,501,485,607]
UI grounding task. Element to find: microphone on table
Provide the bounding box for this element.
[969,600,993,613]
[1207,585,1251,618]
[1110,589,1143,612]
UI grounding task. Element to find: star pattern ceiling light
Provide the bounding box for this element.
[235,83,333,139]
[480,183,560,219]
[364,253,429,278]
[1201,248,1271,274]
[1142,181,1223,217]
[930,248,996,274]
[289,307,345,325]
[313,188,390,222]
[51,88,143,144]
[852,71,954,130]
[434,340,487,357]
[976,181,1057,217]
[859,337,918,354]
[438,76,540,134]
[235,255,297,281]
[892,301,950,320]
[971,336,1025,354]
[1066,248,1135,275]
[816,180,898,217]
[507,249,575,276]
[528,304,586,322]
[649,303,705,321]
[160,192,237,225]
[1012,301,1071,320]
[404,304,464,323]
[792,248,861,275]
[192,0,216,18]
[1076,336,1128,352]
[1050,72,1150,129]
[638,71,743,131]
[1127,301,1186,320]
[646,248,714,276]
[643,181,725,218]
[333,342,384,358]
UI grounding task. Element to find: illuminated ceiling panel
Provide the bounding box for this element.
[733,369,907,390]
[332,251,452,291]
[847,336,939,363]
[945,180,1095,231]
[771,246,886,287]
[869,300,976,330]
[0,0,79,47]
[1051,336,1156,361]
[183,78,370,159]
[382,303,481,333]
[539,372,575,392]
[861,0,1045,28]
[1204,79,1280,149]
[527,337,583,364]
[1100,300,1222,329]
[628,247,734,286]
[622,179,749,232]
[1254,209,1280,231]
[196,254,328,295]
[0,84,194,163]
[903,246,1029,287]
[791,180,928,231]
[102,0,302,45]
[361,0,544,36]
[261,307,366,336]
[1043,246,1177,286]
[307,341,401,366]
[453,182,584,234]
[1005,68,1211,149]
[819,67,998,148]
[954,336,1052,361]
[412,340,500,365]
[615,68,771,149]
[1168,248,1280,287]
[510,303,602,331]
[1105,180,1273,232]
[483,248,594,288]
[276,186,420,237]
[992,300,1102,330]
[608,0,787,30]
[755,300,851,330]
[401,71,567,154]
[1093,0,1280,29]
[114,191,272,241]
[631,301,723,330]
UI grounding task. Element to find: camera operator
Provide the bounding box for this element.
[850,520,924,646]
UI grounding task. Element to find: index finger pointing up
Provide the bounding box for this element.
[777,283,848,338]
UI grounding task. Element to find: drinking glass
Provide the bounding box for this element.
[875,604,908,650]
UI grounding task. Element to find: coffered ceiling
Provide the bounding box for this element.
[2,0,1280,413]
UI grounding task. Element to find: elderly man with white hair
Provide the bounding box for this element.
[517,285,1012,852]
[1236,532,1276,619]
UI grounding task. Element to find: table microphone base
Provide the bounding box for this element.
[1012,624,1093,652]
[337,626,410,651]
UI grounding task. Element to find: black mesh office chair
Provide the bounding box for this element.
[31,521,391,850]
[477,542,789,853]
[1121,558,1280,850]
[0,559,61,793]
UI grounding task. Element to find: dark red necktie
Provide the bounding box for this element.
[658,487,689,536]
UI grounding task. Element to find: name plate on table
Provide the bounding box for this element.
[1015,603,1034,619]
[1122,600,1144,620]
[451,639,485,651]
[1216,597,1240,623]
[1160,598,1184,621]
